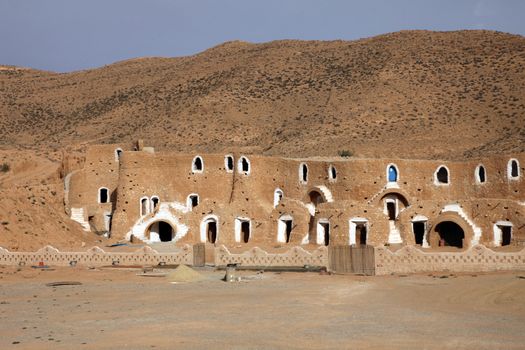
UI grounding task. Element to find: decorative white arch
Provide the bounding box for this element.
[127,206,188,244]
[386,163,399,183]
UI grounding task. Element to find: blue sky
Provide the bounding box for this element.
[1,0,524,72]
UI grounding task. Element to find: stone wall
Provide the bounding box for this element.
[214,245,328,267]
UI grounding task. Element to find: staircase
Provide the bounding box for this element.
[388,220,403,244]
[70,207,90,231]
[442,204,482,245]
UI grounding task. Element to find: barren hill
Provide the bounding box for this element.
[1,30,524,159]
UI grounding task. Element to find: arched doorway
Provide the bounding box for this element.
[309,190,325,206]
[146,221,174,242]
[434,221,465,248]
[201,216,218,244]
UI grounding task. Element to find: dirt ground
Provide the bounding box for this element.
[1,267,524,349]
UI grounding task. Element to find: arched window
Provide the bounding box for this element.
[192,156,204,173]
[115,148,123,162]
[238,156,250,174]
[434,166,449,185]
[508,159,520,180]
[475,164,486,184]
[387,164,398,182]
[299,163,308,184]
[98,187,109,203]
[328,164,337,181]
[273,188,283,208]
[224,155,234,172]
[187,194,199,210]
[150,196,159,212]
[140,197,150,216]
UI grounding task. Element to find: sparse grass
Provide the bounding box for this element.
[338,150,353,158]
[0,162,10,172]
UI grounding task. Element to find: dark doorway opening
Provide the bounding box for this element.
[308,216,316,242]
[435,221,464,248]
[284,220,293,243]
[413,222,425,245]
[330,165,337,180]
[189,195,199,208]
[387,202,396,220]
[116,149,122,161]
[301,164,308,182]
[511,160,519,177]
[478,166,486,183]
[241,157,249,173]
[207,221,217,243]
[241,221,250,243]
[320,222,330,246]
[158,222,173,242]
[436,167,449,184]
[99,188,109,203]
[309,190,325,206]
[193,157,203,171]
[226,156,234,171]
[501,226,512,246]
[151,197,159,211]
[357,224,367,245]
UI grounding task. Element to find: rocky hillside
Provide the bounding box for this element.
[1,30,524,159]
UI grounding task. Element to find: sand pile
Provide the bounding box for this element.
[166,265,206,283]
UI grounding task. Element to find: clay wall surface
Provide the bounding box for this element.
[66,145,525,250]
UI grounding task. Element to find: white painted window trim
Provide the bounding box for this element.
[277,214,293,243]
[328,164,337,182]
[383,196,398,220]
[507,158,520,180]
[224,154,234,173]
[200,215,219,243]
[349,218,368,246]
[316,218,330,245]
[411,216,429,248]
[98,187,109,204]
[273,188,284,208]
[186,193,199,211]
[150,196,159,212]
[234,217,251,243]
[434,165,450,186]
[386,163,399,183]
[192,156,204,173]
[299,162,308,184]
[474,164,487,184]
[237,156,251,175]
[115,148,123,162]
[139,196,150,216]
[493,221,513,246]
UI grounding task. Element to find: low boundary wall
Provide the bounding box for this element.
[214,245,329,268]
[375,244,525,275]
[0,245,194,267]
[1,244,524,276]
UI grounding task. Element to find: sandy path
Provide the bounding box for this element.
[1,267,524,349]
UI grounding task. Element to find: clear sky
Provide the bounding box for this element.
[1,0,524,72]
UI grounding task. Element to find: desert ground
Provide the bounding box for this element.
[1,266,524,349]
